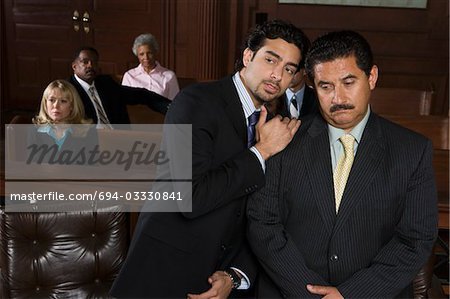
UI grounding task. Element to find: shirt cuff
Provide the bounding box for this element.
[230,267,250,290]
[249,146,266,173]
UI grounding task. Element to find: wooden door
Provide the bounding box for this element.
[4,0,167,111]
[4,0,85,110]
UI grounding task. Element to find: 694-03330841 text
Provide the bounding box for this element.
[98,191,183,201]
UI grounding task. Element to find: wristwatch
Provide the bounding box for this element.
[224,268,241,289]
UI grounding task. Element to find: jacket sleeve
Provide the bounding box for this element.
[247,151,328,298]
[116,76,171,114]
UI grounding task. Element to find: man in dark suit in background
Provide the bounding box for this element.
[69,46,170,127]
[276,67,318,118]
[110,20,309,298]
[247,30,438,298]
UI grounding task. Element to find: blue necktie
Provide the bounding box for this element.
[247,111,260,148]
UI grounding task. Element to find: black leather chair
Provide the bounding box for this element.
[0,205,129,298]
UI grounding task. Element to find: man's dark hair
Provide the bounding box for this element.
[305,30,374,82]
[234,19,310,72]
[72,46,99,62]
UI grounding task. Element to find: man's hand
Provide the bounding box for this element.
[254,105,301,160]
[187,271,233,299]
[307,284,343,299]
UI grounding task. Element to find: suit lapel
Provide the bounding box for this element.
[299,87,318,117]
[220,77,247,145]
[304,115,336,234]
[334,113,386,233]
[70,75,98,123]
[278,94,289,118]
[93,77,113,118]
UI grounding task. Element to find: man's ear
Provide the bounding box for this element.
[368,65,378,90]
[242,48,253,67]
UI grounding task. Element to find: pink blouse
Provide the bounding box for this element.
[122,62,179,100]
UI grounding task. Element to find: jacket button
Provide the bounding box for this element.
[221,245,227,251]
[330,254,339,262]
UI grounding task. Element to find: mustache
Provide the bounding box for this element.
[330,104,354,113]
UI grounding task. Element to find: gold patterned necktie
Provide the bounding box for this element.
[334,134,355,213]
[88,86,112,128]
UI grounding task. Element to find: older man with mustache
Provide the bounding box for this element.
[247,30,438,299]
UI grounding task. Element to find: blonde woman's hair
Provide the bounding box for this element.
[33,79,92,125]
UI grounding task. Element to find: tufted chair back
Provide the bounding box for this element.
[0,205,129,298]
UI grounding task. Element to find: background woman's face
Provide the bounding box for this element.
[137,44,156,70]
[46,89,72,123]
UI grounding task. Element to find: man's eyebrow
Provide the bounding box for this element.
[265,50,299,69]
[265,50,281,60]
[342,74,357,80]
[317,80,331,85]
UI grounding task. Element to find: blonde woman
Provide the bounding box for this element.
[28,80,97,163]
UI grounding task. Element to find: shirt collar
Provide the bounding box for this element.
[328,106,371,145]
[286,85,305,98]
[232,72,258,119]
[286,85,306,105]
[74,74,95,92]
[37,125,73,135]
[138,61,162,74]
[37,125,73,149]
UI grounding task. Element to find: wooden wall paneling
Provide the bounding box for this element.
[226,0,239,74]
[4,0,83,110]
[91,0,164,78]
[267,0,448,115]
[174,0,233,81]
[197,0,232,80]
[174,0,199,79]
[161,0,177,72]
[376,73,448,115]
[224,0,273,74]
[1,0,6,125]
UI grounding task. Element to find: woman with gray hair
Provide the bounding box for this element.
[122,33,179,100]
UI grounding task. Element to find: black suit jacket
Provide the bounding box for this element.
[276,85,319,118]
[247,112,438,298]
[69,75,170,125]
[111,76,265,298]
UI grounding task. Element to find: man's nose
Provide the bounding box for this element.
[270,66,283,81]
[332,86,345,104]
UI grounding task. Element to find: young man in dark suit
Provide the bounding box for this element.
[247,30,438,298]
[69,46,170,127]
[276,67,319,118]
[110,20,309,298]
